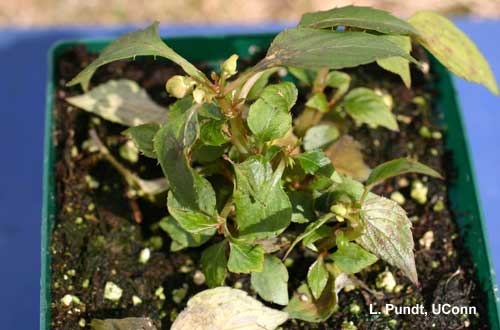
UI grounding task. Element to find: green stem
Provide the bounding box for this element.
[283,213,334,260]
[229,116,250,155]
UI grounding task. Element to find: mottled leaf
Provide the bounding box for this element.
[376,35,412,88]
[251,255,289,305]
[228,242,264,274]
[366,157,442,191]
[91,317,157,330]
[67,22,206,91]
[201,241,228,287]
[408,11,498,95]
[66,79,166,126]
[326,135,370,181]
[299,5,417,35]
[342,87,398,131]
[307,257,329,299]
[357,195,417,283]
[171,287,288,330]
[262,28,416,70]
[303,124,339,151]
[285,274,353,323]
[247,82,298,142]
[331,242,378,274]
[234,156,292,239]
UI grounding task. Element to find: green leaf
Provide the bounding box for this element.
[284,214,335,259]
[201,241,228,287]
[247,82,298,142]
[233,156,292,239]
[331,242,378,274]
[295,150,333,175]
[326,135,371,182]
[91,318,157,330]
[306,92,329,113]
[299,5,418,35]
[408,11,498,95]
[251,255,289,305]
[288,67,317,86]
[366,157,442,191]
[307,257,329,299]
[326,71,351,100]
[67,22,206,91]
[200,119,229,146]
[247,68,279,101]
[123,123,159,158]
[171,287,288,330]
[303,124,339,151]
[288,190,315,224]
[263,28,416,70]
[357,195,418,284]
[159,216,214,251]
[377,35,412,88]
[228,242,265,274]
[154,98,202,209]
[167,178,218,234]
[66,79,166,126]
[342,87,398,131]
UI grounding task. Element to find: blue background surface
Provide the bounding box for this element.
[0,20,498,329]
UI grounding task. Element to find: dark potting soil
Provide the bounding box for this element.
[49,45,489,330]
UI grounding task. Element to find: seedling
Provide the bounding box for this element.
[67,5,497,327]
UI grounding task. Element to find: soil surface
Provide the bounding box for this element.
[50,45,488,330]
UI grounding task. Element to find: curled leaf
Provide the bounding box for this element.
[171,287,288,330]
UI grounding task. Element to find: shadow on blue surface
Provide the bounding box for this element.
[0,21,498,330]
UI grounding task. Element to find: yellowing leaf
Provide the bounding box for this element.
[66,79,166,127]
[408,11,498,95]
[172,287,288,330]
[326,135,371,181]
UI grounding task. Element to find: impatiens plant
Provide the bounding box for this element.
[67,5,497,328]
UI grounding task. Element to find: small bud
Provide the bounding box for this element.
[166,75,195,98]
[193,87,206,104]
[330,204,348,217]
[222,54,238,76]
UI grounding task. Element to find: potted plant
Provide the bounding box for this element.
[42,6,500,330]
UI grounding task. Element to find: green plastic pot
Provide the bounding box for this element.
[41,33,500,329]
